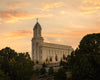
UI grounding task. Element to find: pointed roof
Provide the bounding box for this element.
[33,19,41,30]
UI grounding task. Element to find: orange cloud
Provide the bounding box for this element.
[42,33,81,38]
[7,1,31,9]
[0,10,53,23]
[43,33,67,37]
[3,32,71,39]
[1,30,80,40]
[4,30,32,39]
[43,27,100,38]
[2,26,99,39]
[79,0,100,14]
[41,2,64,11]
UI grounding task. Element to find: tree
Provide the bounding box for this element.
[40,67,46,75]
[36,60,39,64]
[0,47,17,60]
[71,55,96,80]
[78,33,100,54]
[69,33,100,80]
[0,47,34,80]
[0,69,10,80]
[54,68,67,80]
[42,62,46,68]
[60,59,63,66]
[35,68,39,75]
[48,67,54,75]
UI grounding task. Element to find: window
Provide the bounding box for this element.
[49,50,50,54]
[55,54,58,61]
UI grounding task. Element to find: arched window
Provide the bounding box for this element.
[50,57,52,62]
[46,57,48,62]
[49,50,50,54]
[63,54,66,60]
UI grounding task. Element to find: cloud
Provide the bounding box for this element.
[4,30,32,39]
[41,2,64,11]
[79,0,100,14]
[1,26,99,39]
[1,30,80,39]
[3,31,72,39]
[43,32,81,38]
[7,1,31,9]
[44,27,100,39]
[0,10,53,23]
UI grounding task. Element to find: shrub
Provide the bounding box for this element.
[40,67,46,75]
[54,68,67,80]
[48,67,54,75]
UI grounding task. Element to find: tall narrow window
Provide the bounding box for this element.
[63,54,66,60]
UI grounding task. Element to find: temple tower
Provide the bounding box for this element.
[32,19,44,62]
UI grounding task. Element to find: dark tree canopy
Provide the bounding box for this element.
[54,68,67,80]
[0,47,34,80]
[78,33,100,54]
[62,33,100,80]
[48,67,54,75]
[0,47,17,59]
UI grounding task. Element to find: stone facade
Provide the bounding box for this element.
[32,21,73,64]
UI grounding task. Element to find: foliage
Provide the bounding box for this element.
[54,68,67,80]
[0,47,34,80]
[78,33,100,54]
[71,54,96,80]
[34,68,39,75]
[42,62,46,68]
[48,67,54,75]
[67,33,100,80]
[60,59,63,66]
[40,67,46,75]
[0,69,10,80]
[60,59,68,70]
[36,60,39,64]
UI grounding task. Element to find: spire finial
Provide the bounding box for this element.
[36,18,38,22]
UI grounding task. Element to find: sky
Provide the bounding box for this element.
[0,0,100,56]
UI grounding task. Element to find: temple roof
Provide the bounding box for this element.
[41,42,73,50]
[34,22,41,30]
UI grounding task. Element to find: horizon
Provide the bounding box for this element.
[0,0,100,56]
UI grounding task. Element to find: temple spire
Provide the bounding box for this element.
[36,18,38,22]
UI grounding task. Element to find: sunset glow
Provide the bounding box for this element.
[0,0,99,55]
